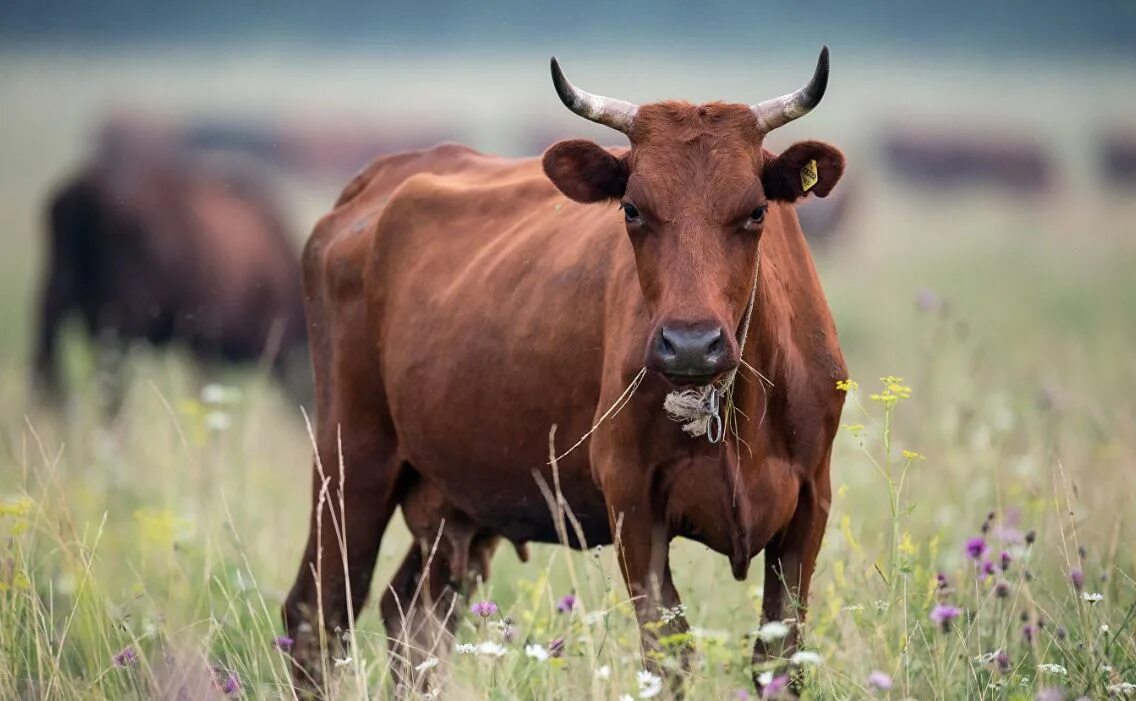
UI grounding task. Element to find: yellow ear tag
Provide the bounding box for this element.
[800,159,819,192]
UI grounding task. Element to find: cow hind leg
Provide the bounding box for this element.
[282,430,405,694]
[751,475,831,696]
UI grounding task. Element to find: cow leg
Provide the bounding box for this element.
[380,543,460,698]
[752,469,832,693]
[606,489,693,694]
[282,426,402,694]
[32,270,72,406]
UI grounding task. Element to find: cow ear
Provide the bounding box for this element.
[543,139,627,203]
[762,141,845,202]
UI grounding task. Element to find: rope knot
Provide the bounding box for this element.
[663,384,725,442]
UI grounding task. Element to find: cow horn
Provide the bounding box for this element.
[550,57,639,134]
[750,46,830,134]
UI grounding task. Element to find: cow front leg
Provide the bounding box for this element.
[752,474,831,694]
[606,490,693,694]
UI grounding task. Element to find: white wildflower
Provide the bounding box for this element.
[414,657,439,672]
[205,411,231,432]
[1082,591,1104,603]
[1037,663,1067,675]
[1101,624,1110,632]
[1107,682,1136,696]
[524,644,549,662]
[333,656,352,667]
[790,650,824,666]
[476,641,507,657]
[757,671,775,687]
[455,643,476,654]
[756,621,791,642]
[595,665,611,680]
[637,670,663,699]
[619,695,634,701]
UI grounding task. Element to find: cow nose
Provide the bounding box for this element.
[653,325,727,377]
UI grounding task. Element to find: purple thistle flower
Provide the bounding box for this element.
[1021,623,1036,644]
[220,671,240,696]
[996,650,1011,673]
[930,603,961,631]
[734,690,753,701]
[1070,569,1084,591]
[470,600,498,618]
[980,560,997,578]
[994,580,1011,598]
[867,670,893,691]
[548,637,565,658]
[762,674,790,699]
[936,572,949,589]
[557,593,577,613]
[273,636,293,652]
[112,647,137,667]
[965,537,986,560]
[1000,551,1012,571]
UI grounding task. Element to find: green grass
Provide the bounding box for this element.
[2,232,1134,700]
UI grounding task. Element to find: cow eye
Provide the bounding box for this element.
[746,205,768,227]
[622,202,641,222]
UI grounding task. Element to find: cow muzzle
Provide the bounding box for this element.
[647,322,736,384]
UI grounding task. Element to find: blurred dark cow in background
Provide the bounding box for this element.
[284,48,846,697]
[1100,130,1136,187]
[880,128,1054,194]
[34,117,311,413]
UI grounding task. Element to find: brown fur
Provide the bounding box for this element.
[284,99,847,695]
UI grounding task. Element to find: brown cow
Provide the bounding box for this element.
[33,126,311,413]
[284,48,846,696]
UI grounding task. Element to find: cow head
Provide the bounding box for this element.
[543,49,844,385]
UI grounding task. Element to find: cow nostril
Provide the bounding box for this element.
[657,330,677,358]
[707,332,724,356]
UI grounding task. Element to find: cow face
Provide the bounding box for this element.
[543,52,844,384]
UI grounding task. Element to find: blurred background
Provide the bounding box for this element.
[1,4,1134,697]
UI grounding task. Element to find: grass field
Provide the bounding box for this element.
[1,50,1134,699]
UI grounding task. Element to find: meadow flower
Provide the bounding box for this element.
[333,656,352,667]
[455,643,475,654]
[620,696,634,701]
[205,411,231,432]
[1025,530,1036,545]
[595,665,611,679]
[756,621,791,642]
[1081,591,1104,603]
[965,537,986,560]
[936,572,950,589]
[219,671,240,696]
[1000,551,1012,570]
[997,650,1011,673]
[980,560,997,578]
[1035,688,1064,701]
[637,670,663,699]
[548,637,565,658]
[867,671,893,690]
[994,580,1011,598]
[1070,569,1084,591]
[415,656,439,672]
[273,636,293,652]
[1107,682,1136,695]
[761,674,789,699]
[1037,663,1068,675]
[524,643,549,661]
[1022,624,1036,644]
[557,593,577,613]
[470,600,498,617]
[476,641,507,657]
[930,604,961,631]
[112,647,137,667]
[790,650,823,666]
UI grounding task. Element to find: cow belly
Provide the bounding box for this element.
[382,296,613,548]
